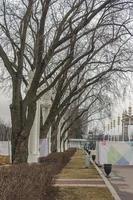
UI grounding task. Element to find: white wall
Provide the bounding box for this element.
[39,139,49,157]
[0,141,11,156]
[96,141,133,165]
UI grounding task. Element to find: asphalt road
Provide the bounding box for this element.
[109,165,133,200]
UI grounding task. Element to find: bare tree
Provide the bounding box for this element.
[0,119,11,141]
[59,82,112,148]
[0,0,133,162]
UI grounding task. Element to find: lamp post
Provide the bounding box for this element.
[113,119,115,141]
[110,121,112,141]
[108,124,110,141]
[128,106,132,141]
[122,112,125,141]
[118,116,120,141]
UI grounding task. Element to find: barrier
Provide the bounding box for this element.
[96,141,133,165]
[39,139,49,157]
[0,141,11,156]
[0,140,49,158]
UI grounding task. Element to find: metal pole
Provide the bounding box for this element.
[7,129,11,163]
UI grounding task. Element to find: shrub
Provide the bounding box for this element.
[0,163,53,200]
[39,148,76,175]
[0,148,76,200]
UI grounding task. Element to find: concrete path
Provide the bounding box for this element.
[109,166,133,200]
[94,162,121,200]
[55,150,106,188]
[54,178,106,187]
[53,150,115,199]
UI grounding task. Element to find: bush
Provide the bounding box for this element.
[0,148,76,200]
[39,148,76,175]
[0,163,54,200]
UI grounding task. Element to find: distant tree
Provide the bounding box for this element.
[0,119,11,141]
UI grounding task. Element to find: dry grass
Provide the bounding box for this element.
[57,149,100,179]
[54,150,113,200]
[0,163,54,200]
[65,156,87,168]
[57,167,100,179]
[56,187,114,200]
[0,149,76,200]
[0,155,10,165]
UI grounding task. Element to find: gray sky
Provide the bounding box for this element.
[0,92,11,124]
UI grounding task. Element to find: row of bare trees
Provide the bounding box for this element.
[0,119,11,141]
[0,0,133,162]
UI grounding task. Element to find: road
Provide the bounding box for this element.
[109,165,133,200]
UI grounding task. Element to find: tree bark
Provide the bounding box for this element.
[10,81,37,163]
[62,139,65,152]
[51,133,57,153]
[11,132,29,163]
[11,109,36,163]
[51,122,58,153]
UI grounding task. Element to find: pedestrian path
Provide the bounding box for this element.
[56,149,100,180]
[54,149,114,200]
[55,178,106,187]
[109,165,133,200]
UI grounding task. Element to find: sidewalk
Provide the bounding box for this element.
[54,149,114,200]
[109,165,133,200]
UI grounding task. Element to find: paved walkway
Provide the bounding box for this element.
[55,150,106,187]
[109,165,133,200]
[53,150,114,200]
[55,178,106,187]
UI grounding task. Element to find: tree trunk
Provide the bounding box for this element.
[51,124,58,153]
[11,132,29,163]
[10,93,36,163]
[51,134,57,153]
[63,139,65,152]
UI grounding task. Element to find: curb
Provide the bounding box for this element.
[92,161,121,200]
[55,178,103,181]
[0,164,10,167]
[54,183,106,187]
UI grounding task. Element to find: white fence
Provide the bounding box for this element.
[0,141,11,156]
[0,140,49,158]
[96,141,133,165]
[39,139,49,157]
[68,139,88,149]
